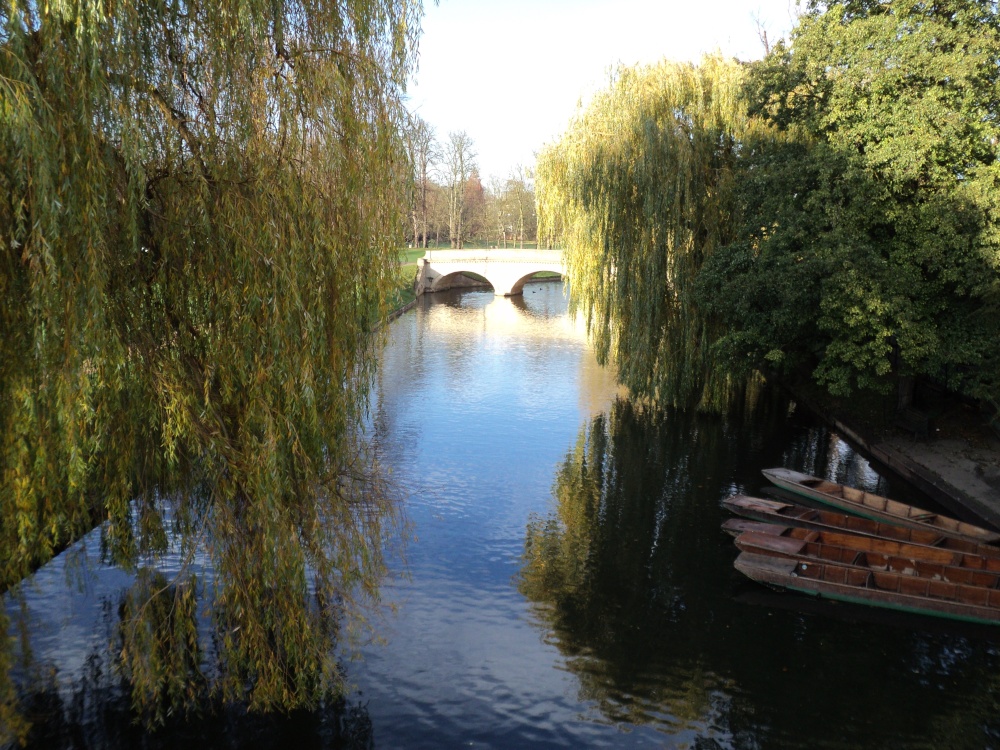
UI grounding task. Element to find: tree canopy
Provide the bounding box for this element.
[536,56,762,410]
[1,0,420,737]
[538,1,1000,411]
[702,0,1000,402]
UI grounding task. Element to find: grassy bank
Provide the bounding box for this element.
[391,248,424,310]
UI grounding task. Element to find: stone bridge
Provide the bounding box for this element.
[415,249,565,297]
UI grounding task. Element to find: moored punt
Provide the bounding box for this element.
[721,518,1000,569]
[722,517,775,538]
[734,551,1000,626]
[724,495,1000,558]
[734,530,1000,588]
[761,468,1000,545]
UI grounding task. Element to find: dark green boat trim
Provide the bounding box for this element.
[781,583,1000,627]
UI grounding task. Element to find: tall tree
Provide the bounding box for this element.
[539,5,1000,413]
[0,0,421,736]
[701,0,1000,405]
[486,175,510,248]
[463,168,487,243]
[506,165,536,247]
[536,56,756,410]
[444,130,477,248]
[404,114,437,248]
[427,180,450,245]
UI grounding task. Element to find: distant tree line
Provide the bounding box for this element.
[404,119,538,248]
[537,0,1000,416]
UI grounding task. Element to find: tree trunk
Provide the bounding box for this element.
[420,178,428,248]
[897,375,916,412]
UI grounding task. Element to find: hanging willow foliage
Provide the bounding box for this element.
[0,0,420,735]
[537,56,763,411]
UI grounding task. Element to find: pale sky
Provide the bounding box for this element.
[405,0,801,181]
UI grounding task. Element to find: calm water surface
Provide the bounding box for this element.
[7,283,1000,749]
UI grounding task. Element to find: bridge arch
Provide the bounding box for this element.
[426,269,493,294]
[416,249,565,297]
[507,267,563,296]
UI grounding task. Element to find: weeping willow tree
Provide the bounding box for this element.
[536,56,762,410]
[0,0,420,737]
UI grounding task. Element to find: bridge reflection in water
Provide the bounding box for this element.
[377,284,624,435]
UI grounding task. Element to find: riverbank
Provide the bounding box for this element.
[789,382,1000,530]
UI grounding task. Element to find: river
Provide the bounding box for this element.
[6,282,1000,749]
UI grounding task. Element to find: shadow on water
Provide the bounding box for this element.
[10,586,375,750]
[19,682,374,750]
[518,394,1000,749]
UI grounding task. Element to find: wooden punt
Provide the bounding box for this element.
[722,495,1000,559]
[761,468,1000,545]
[734,551,1000,626]
[733,529,1000,588]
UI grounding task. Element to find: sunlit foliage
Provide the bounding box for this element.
[702,0,1000,401]
[536,56,761,410]
[540,4,1000,411]
[118,571,206,725]
[0,0,420,736]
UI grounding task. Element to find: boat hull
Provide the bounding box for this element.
[722,515,1000,571]
[724,495,1000,558]
[734,529,1000,588]
[735,552,1000,626]
[761,468,1000,545]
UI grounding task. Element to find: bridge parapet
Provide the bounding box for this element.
[423,249,563,265]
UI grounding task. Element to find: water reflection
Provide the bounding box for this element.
[372,285,623,468]
[9,565,375,749]
[519,398,1000,748]
[8,282,1000,748]
[3,480,394,746]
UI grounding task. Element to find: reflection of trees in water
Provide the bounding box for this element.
[519,396,1000,747]
[0,433,400,742]
[14,576,375,750]
[116,570,207,725]
[518,397,757,735]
